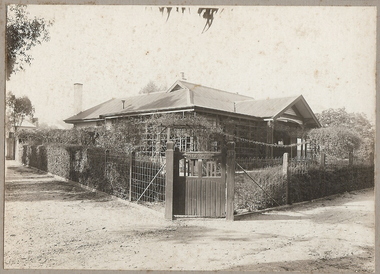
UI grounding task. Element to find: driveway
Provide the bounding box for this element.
[4,161,375,272]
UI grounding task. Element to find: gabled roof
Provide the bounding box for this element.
[18,120,37,128]
[235,95,321,127]
[64,80,320,127]
[235,96,299,118]
[167,80,254,113]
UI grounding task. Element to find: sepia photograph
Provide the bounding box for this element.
[2,1,377,273]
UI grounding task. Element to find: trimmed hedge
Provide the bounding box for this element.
[289,164,374,204]
[235,163,374,212]
[21,144,131,199]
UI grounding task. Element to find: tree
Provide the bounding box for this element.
[159,7,220,33]
[6,91,35,132]
[308,108,374,160]
[139,80,166,94]
[308,126,361,158]
[6,5,53,80]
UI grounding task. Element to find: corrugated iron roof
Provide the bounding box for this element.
[235,96,300,118]
[179,81,254,112]
[65,90,192,122]
[64,98,121,122]
[64,80,320,127]
[117,89,190,114]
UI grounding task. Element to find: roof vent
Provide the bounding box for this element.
[121,100,125,109]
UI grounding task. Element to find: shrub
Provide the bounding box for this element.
[234,166,286,211]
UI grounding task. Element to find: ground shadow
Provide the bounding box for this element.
[226,249,374,273]
[7,165,48,176]
[5,180,113,203]
[236,213,304,221]
[111,225,220,245]
[235,188,373,225]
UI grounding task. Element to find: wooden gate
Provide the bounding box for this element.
[165,141,235,220]
[173,151,226,217]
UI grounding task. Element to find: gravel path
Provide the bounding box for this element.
[4,161,375,272]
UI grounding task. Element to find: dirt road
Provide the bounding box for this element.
[4,161,375,272]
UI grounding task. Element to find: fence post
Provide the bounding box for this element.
[105,149,109,180]
[348,152,353,166]
[319,152,326,195]
[165,141,175,220]
[283,153,291,205]
[226,141,235,221]
[320,153,326,168]
[369,152,374,164]
[129,151,135,201]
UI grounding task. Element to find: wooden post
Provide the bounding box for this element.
[348,152,353,166]
[226,141,235,221]
[197,159,202,178]
[14,138,19,162]
[105,149,109,179]
[266,120,274,158]
[165,141,175,220]
[320,153,326,168]
[166,128,171,142]
[283,153,291,205]
[129,151,135,201]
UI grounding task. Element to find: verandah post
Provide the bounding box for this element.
[165,141,175,220]
[226,141,235,221]
[283,153,291,205]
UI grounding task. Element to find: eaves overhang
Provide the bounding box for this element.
[99,106,196,119]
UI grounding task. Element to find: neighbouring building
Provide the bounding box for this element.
[6,119,38,160]
[64,80,321,158]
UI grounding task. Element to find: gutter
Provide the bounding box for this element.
[99,106,196,119]
[64,118,103,124]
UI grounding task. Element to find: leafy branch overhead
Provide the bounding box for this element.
[6,5,54,79]
[159,7,220,33]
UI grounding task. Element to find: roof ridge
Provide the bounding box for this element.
[178,80,254,99]
[116,90,168,100]
[235,95,301,104]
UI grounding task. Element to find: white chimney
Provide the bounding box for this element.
[74,83,83,114]
[180,72,187,80]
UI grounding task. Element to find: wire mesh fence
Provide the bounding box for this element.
[287,153,373,203]
[234,163,286,213]
[86,150,166,203]
[235,156,283,171]
[234,152,374,214]
[130,154,166,203]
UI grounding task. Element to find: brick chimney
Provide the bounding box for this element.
[74,83,83,114]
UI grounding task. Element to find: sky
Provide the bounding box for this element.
[5,5,377,128]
